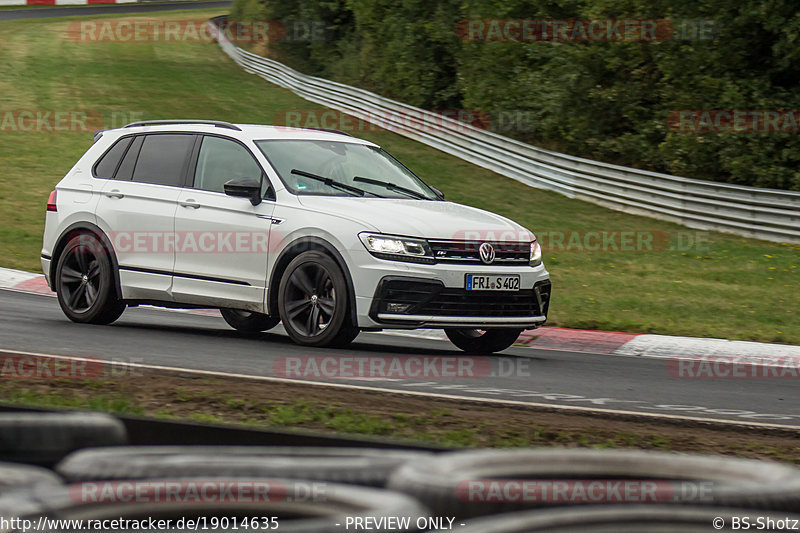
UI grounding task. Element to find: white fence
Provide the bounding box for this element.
[209,18,800,243]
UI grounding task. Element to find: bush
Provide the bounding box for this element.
[231,0,800,190]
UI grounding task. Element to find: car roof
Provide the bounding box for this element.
[107,122,377,146]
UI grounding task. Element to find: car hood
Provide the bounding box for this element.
[296,197,534,241]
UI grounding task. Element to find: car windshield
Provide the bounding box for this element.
[255,139,439,199]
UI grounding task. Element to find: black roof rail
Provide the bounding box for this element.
[123,120,242,131]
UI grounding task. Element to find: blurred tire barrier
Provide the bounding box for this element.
[0,463,62,494]
[206,16,800,244]
[451,505,800,532]
[387,448,800,519]
[2,409,800,530]
[56,446,431,487]
[0,412,127,466]
[3,478,428,533]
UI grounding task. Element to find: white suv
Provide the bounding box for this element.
[41,121,551,353]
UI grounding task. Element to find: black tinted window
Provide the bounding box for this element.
[131,134,195,187]
[93,137,132,179]
[115,136,143,181]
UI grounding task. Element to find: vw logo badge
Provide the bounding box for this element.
[479,242,495,264]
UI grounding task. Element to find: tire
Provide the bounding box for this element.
[455,506,800,532]
[387,448,800,519]
[220,309,280,332]
[277,251,359,348]
[0,462,62,495]
[15,478,428,533]
[0,495,45,523]
[444,328,522,354]
[56,446,431,488]
[0,412,128,466]
[55,233,125,325]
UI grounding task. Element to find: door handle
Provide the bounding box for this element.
[179,200,200,209]
[105,189,124,199]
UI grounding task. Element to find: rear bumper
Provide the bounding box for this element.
[41,256,52,289]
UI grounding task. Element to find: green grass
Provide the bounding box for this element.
[1,375,798,463]
[0,10,797,343]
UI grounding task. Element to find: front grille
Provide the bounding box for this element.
[428,240,530,265]
[418,288,540,317]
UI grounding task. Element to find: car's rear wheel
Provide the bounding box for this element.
[220,309,280,332]
[55,233,125,325]
[278,251,359,347]
[445,328,522,354]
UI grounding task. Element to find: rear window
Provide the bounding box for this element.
[131,134,195,187]
[93,137,133,179]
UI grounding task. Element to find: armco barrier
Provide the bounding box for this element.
[207,16,800,244]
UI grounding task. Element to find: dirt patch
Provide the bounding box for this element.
[0,366,798,464]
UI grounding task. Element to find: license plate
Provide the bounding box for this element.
[465,274,520,291]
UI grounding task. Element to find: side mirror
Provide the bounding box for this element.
[430,186,445,200]
[224,178,262,206]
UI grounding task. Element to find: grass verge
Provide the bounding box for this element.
[0,368,798,464]
[0,9,797,343]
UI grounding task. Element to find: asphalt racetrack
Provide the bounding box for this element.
[2,289,797,428]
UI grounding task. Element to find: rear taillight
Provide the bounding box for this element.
[47,190,57,212]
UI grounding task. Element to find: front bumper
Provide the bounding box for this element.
[367,276,551,329]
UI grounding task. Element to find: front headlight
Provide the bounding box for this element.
[359,233,434,263]
[530,239,543,266]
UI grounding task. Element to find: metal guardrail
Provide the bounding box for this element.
[208,17,800,243]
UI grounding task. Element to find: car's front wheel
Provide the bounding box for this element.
[445,328,522,354]
[55,233,125,325]
[220,309,280,333]
[277,251,359,348]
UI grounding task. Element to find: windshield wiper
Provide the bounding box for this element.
[291,169,379,197]
[352,176,430,200]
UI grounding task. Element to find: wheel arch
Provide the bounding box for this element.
[50,222,122,299]
[268,236,358,327]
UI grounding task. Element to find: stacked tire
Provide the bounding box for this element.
[384,448,800,531]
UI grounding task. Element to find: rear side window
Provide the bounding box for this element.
[115,136,144,181]
[93,137,133,179]
[131,134,195,187]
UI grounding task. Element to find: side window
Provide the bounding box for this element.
[194,136,265,194]
[131,134,195,187]
[93,137,133,179]
[115,136,144,181]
